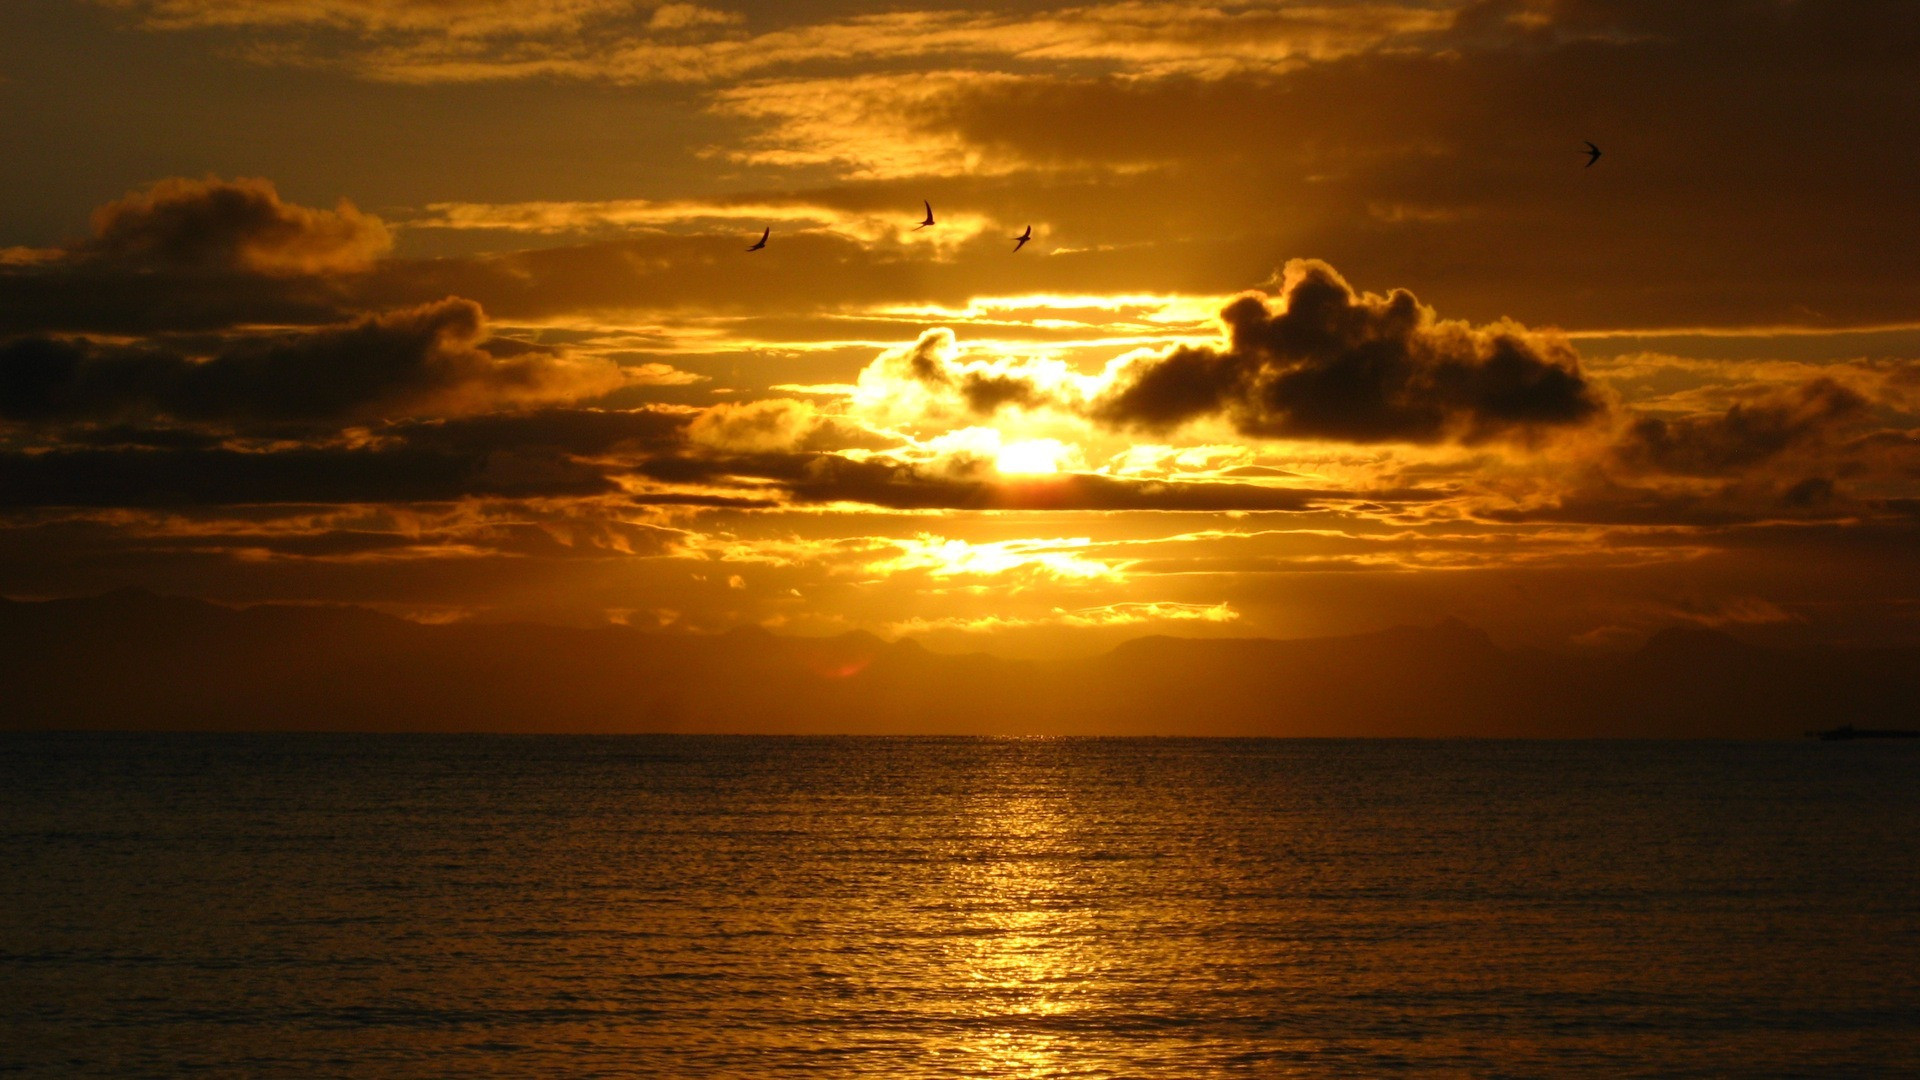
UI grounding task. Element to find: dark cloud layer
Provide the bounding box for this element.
[390,407,691,457]
[1093,261,1603,444]
[0,436,1384,513]
[0,298,620,424]
[782,458,1338,512]
[625,447,1436,513]
[0,444,620,508]
[0,404,703,508]
[0,262,350,338]
[1614,379,1866,477]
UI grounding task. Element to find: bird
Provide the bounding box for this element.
[1013,225,1032,252]
[746,226,768,252]
[914,200,935,230]
[1583,141,1602,168]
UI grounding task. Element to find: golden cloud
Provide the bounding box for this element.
[103,1,1451,84]
[87,176,391,277]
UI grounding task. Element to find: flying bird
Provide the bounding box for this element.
[1013,225,1032,252]
[747,227,769,252]
[1584,141,1602,168]
[914,200,935,230]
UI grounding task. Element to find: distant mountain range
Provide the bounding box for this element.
[3,590,1915,736]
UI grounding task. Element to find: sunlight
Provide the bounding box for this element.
[995,438,1071,476]
[879,535,1121,581]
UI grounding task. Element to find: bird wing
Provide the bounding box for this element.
[923,200,934,222]
[1585,141,1599,153]
[758,227,769,242]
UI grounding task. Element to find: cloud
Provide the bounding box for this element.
[0,177,398,336]
[1613,378,1867,477]
[0,298,623,424]
[403,197,833,235]
[1092,261,1604,443]
[711,1,1920,328]
[349,227,1070,330]
[75,6,1920,336]
[852,261,1604,446]
[386,406,691,456]
[99,0,649,36]
[85,176,391,276]
[687,397,820,452]
[101,1,1448,85]
[851,327,1083,428]
[648,3,737,31]
[887,599,1238,635]
[0,444,622,507]
[684,398,896,455]
[864,534,1120,581]
[0,268,348,338]
[776,456,1370,512]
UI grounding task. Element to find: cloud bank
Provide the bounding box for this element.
[865,260,1605,446]
[1095,261,1603,443]
[1,298,623,424]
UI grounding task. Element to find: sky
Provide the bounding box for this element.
[4,0,1920,657]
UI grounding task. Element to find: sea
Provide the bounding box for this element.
[2,736,1916,1078]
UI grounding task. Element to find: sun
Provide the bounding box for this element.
[994,438,1072,475]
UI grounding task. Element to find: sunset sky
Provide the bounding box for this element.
[5,0,1920,657]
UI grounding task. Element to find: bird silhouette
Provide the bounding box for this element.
[914,200,935,230]
[1584,141,1602,168]
[746,227,768,252]
[1013,225,1032,252]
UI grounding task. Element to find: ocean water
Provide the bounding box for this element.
[2,736,1916,1078]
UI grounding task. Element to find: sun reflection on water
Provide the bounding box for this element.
[944,749,1089,1077]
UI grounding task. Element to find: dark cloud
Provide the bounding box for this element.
[1613,379,1866,477]
[885,332,1050,413]
[389,407,692,457]
[0,298,622,424]
[84,176,391,276]
[1092,260,1603,444]
[62,424,227,451]
[1476,483,1785,528]
[786,458,1339,512]
[627,448,1434,512]
[0,404,722,508]
[0,429,1421,512]
[958,372,1048,413]
[0,263,352,337]
[0,444,622,508]
[1781,476,1835,509]
[0,177,389,336]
